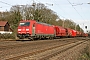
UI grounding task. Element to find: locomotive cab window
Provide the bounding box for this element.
[19,22,30,26]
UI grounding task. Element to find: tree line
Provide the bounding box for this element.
[0,3,83,33]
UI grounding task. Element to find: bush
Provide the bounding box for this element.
[0,33,15,39]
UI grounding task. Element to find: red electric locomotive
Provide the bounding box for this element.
[17,20,55,40]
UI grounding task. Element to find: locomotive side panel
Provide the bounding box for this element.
[35,22,55,39]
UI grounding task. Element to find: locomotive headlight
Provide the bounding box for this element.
[18,32,20,33]
[18,29,21,31]
[26,29,29,31]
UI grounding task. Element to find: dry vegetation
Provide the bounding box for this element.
[78,40,90,60]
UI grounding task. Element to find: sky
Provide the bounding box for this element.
[0,0,90,32]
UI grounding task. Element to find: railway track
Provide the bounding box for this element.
[0,38,78,49]
[0,38,89,60]
[20,40,87,60]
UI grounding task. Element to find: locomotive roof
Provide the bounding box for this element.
[20,20,52,26]
[37,22,52,26]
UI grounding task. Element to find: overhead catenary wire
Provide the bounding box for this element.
[67,0,85,20]
[0,1,12,6]
[52,0,72,19]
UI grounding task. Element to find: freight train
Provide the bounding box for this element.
[17,20,88,40]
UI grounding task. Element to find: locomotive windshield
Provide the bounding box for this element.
[19,22,30,26]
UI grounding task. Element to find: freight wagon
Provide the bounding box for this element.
[66,28,77,37]
[53,26,67,37]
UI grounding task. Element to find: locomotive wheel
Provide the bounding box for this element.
[49,37,53,40]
